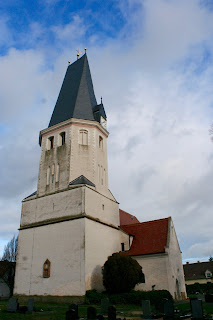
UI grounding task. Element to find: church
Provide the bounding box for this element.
[14,52,186,300]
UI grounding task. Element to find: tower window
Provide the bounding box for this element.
[58,132,65,146]
[79,130,88,145]
[43,259,51,278]
[121,243,125,252]
[99,136,103,149]
[47,136,54,150]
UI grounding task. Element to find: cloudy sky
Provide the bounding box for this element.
[0,0,213,263]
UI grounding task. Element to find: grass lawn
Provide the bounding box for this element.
[0,300,212,320]
[0,301,142,320]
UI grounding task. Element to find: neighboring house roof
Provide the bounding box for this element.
[183,261,213,281]
[0,261,15,278]
[49,54,98,127]
[120,217,169,256]
[119,209,140,225]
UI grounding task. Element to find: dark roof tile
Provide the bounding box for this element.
[49,54,97,127]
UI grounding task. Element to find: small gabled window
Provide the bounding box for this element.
[58,132,65,146]
[47,136,54,150]
[43,259,51,278]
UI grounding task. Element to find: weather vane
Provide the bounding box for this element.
[76,49,82,59]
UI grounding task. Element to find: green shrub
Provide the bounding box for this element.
[102,253,145,293]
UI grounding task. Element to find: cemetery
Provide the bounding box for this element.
[0,293,213,320]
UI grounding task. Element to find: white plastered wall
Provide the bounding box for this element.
[14,219,85,296]
[84,187,119,227]
[85,218,129,292]
[134,254,170,292]
[21,188,84,227]
[166,219,187,299]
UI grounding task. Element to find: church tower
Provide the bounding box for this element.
[14,54,130,297]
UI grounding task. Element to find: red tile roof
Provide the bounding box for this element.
[119,209,140,226]
[121,218,169,256]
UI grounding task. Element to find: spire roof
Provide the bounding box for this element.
[49,54,97,127]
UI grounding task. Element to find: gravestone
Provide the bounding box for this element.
[163,299,174,319]
[27,298,34,312]
[66,309,77,320]
[101,298,109,314]
[87,306,97,320]
[69,304,79,319]
[205,294,213,303]
[190,299,203,319]
[196,294,204,302]
[7,297,18,313]
[142,300,152,319]
[108,305,116,320]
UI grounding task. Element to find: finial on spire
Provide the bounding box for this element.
[101,96,103,104]
[68,61,71,64]
[85,48,87,53]
[76,49,82,60]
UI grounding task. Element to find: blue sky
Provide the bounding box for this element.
[1,0,213,263]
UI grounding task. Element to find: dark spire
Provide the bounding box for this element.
[48,53,97,127]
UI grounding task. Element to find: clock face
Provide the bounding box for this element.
[100,116,107,129]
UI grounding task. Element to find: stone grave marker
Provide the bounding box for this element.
[190,299,203,319]
[66,309,77,320]
[108,305,116,320]
[69,303,79,319]
[142,300,152,319]
[87,306,97,320]
[101,298,109,314]
[163,299,174,319]
[7,297,18,313]
[27,298,34,312]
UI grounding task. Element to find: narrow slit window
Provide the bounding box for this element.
[99,136,103,149]
[46,167,50,185]
[56,164,60,183]
[121,243,125,252]
[51,164,55,183]
[101,166,103,185]
[43,259,51,278]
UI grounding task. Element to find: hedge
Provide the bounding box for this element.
[86,289,173,311]
[186,282,213,294]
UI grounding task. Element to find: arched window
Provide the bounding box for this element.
[47,136,54,150]
[43,259,51,278]
[79,130,88,145]
[58,132,65,146]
